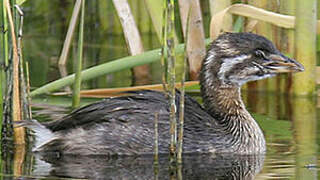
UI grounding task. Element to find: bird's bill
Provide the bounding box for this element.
[262,54,304,73]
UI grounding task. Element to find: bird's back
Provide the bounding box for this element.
[34,90,228,155]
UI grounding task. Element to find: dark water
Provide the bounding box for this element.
[1,1,319,179]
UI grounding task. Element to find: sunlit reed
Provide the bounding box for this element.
[166,0,177,163]
[160,0,168,93]
[292,0,317,95]
[177,7,190,164]
[16,5,30,121]
[154,112,159,165]
[25,62,32,119]
[0,0,8,138]
[4,0,25,145]
[72,0,85,108]
[58,0,82,66]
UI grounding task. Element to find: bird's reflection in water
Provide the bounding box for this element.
[33,153,265,179]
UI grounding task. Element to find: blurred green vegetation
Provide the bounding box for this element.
[3,0,212,91]
[3,0,317,96]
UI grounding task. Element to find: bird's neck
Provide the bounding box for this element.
[200,65,266,153]
[201,81,245,120]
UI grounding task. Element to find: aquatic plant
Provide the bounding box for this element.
[72,0,85,108]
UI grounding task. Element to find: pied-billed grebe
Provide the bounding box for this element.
[25,32,304,155]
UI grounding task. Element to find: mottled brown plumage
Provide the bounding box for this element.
[24,32,304,156]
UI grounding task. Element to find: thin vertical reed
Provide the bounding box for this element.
[154,161,159,180]
[292,0,317,95]
[178,0,206,80]
[167,0,177,163]
[113,0,150,85]
[13,144,26,177]
[143,0,178,43]
[0,66,2,138]
[177,164,183,180]
[58,0,82,65]
[154,112,159,165]
[72,0,85,108]
[292,98,317,179]
[25,62,32,119]
[15,5,30,121]
[13,0,18,34]
[1,1,8,131]
[160,0,168,92]
[2,1,8,67]
[280,0,295,93]
[177,9,190,164]
[0,0,8,139]
[5,0,25,144]
[142,0,163,39]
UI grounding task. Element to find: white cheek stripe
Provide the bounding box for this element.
[218,55,249,83]
[229,68,276,86]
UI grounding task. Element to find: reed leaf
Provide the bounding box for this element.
[31,48,163,97]
[16,0,27,6]
[211,3,320,38]
[209,0,232,33]
[53,81,199,98]
[210,3,319,95]
[210,4,295,39]
[31,39,211,97]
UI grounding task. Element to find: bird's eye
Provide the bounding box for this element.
[255,50,266,59]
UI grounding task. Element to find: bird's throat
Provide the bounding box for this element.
[201,84,245,119]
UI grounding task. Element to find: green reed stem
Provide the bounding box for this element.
[1,1,8,131]
[15,5,31,121]
[59,0,82,65]
[25,62,32,119]
[72,0,85,108]
[30,39,212,97]
[154,112,159,165]
[177,7,191,164]
[0,68,2,140]
[292,0,317,95]
[0,0,8,137]
[160,0,168,93]
[167,0,176,164]
[2,1,9,67]
[5,0,25,145]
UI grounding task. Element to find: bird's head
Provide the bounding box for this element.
[201,32,304,87]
